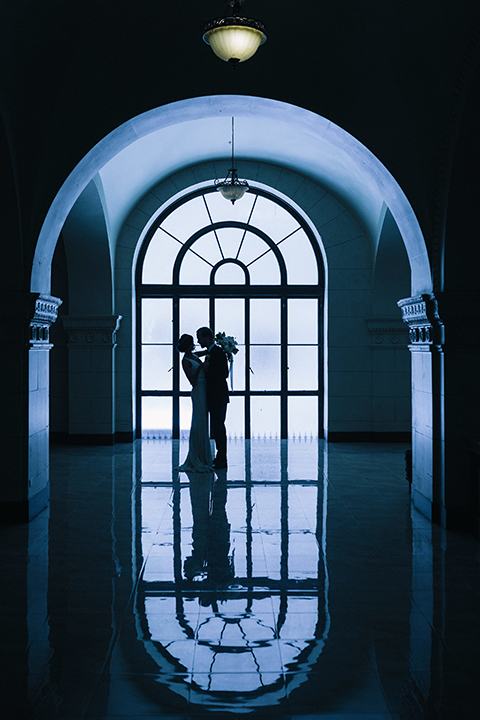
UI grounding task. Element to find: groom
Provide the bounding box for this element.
[196,327,229,469]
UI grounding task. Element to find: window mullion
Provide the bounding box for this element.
[172,297,180,439]
[281,296,288,439]
[245,297,251,440]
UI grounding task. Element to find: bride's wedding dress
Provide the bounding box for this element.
[178,356,213,473]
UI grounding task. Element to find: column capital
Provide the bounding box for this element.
[1,293,62,349]
[397,293,444,346]
[62,315,122,346]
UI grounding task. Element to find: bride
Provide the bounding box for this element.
[176,334,213,473]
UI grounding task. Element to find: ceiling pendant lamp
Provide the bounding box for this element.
[203,0,266,68]
[215,117,249,204]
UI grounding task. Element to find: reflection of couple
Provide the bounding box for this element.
[177,327,229,472]
[183,469,233,589]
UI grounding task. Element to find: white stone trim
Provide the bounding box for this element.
[366,317,408,347]
[397,294,444,346]
[62,315,122,346]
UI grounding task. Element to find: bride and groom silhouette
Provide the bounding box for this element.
[177,327,229,472]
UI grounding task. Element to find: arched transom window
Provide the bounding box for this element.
[136,187,324,439]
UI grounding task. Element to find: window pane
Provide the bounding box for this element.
[229,345,245,391]
[248,251,281,285]
[142,230,180,284]
[142,345,172,390]
[214,299,244,344]
[226,395,244,439]
[215,227,247,260]
[250,346,280,391]
[288,299,318,344]
[179,299,209,344]
[249,195,299,240]
[237,231,270,266]
[205,191,255,225]
[280,230,318,285]
[288,397,318,439]
[190,231,223,266]
[214,262,246,285]
[251,396,280,439]
[142,299,172,343]
[250,299,280,344]
[179,250,211,285]
[288,346,318,390]
[142,397,172,435]
[160,195,211,241]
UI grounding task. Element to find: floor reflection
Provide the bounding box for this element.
[135,451,330,712]
[1,439,480,718]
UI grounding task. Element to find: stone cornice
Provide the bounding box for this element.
[62,315,122,346]
[397,294,444,346]
[366,317,408,347]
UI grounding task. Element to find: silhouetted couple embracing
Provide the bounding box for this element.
[177,327,229,472]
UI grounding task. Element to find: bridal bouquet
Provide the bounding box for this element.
[215,331,239,363]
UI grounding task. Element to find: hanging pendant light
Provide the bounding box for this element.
[215,118,249,204]
[203,0,266,68]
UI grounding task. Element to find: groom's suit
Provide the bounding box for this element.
[205,343,229,464]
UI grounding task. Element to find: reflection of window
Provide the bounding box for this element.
[133,444,330,710]
[137,188,324,439]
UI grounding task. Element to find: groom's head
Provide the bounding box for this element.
[197,327,213,348]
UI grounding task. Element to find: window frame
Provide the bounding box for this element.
[136,186,325,439]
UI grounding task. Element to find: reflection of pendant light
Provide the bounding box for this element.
[203,0,266,68]
[215,118,249,204]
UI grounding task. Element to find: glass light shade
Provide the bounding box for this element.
[217,183,249,203]
[204,25,266,63]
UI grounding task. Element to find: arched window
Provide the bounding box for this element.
[136,187,324,439]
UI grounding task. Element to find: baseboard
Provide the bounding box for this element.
[0,485,49,524]
[435,505,477,533]
[326,431,411,443]
[411,486,433,522]
[412,486,478,534]
[115,431,135,443]
[50,431,134,446]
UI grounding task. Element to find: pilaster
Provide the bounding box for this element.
[398,294,445,525]
[0,294,62,522]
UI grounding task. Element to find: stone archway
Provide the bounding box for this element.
[23,95,434,525]
[31,95,431,295]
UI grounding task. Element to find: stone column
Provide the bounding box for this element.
[398,294,445,524]
[0,294,62,523]
[62,315,122,443]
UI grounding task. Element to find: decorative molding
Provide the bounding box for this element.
[30,295,63,348]
[397,294,444,346]
[1,293,62,349]
[62,316,122,346]
[366,317,408,347]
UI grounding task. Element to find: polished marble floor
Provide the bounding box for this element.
[1,439,480,719]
